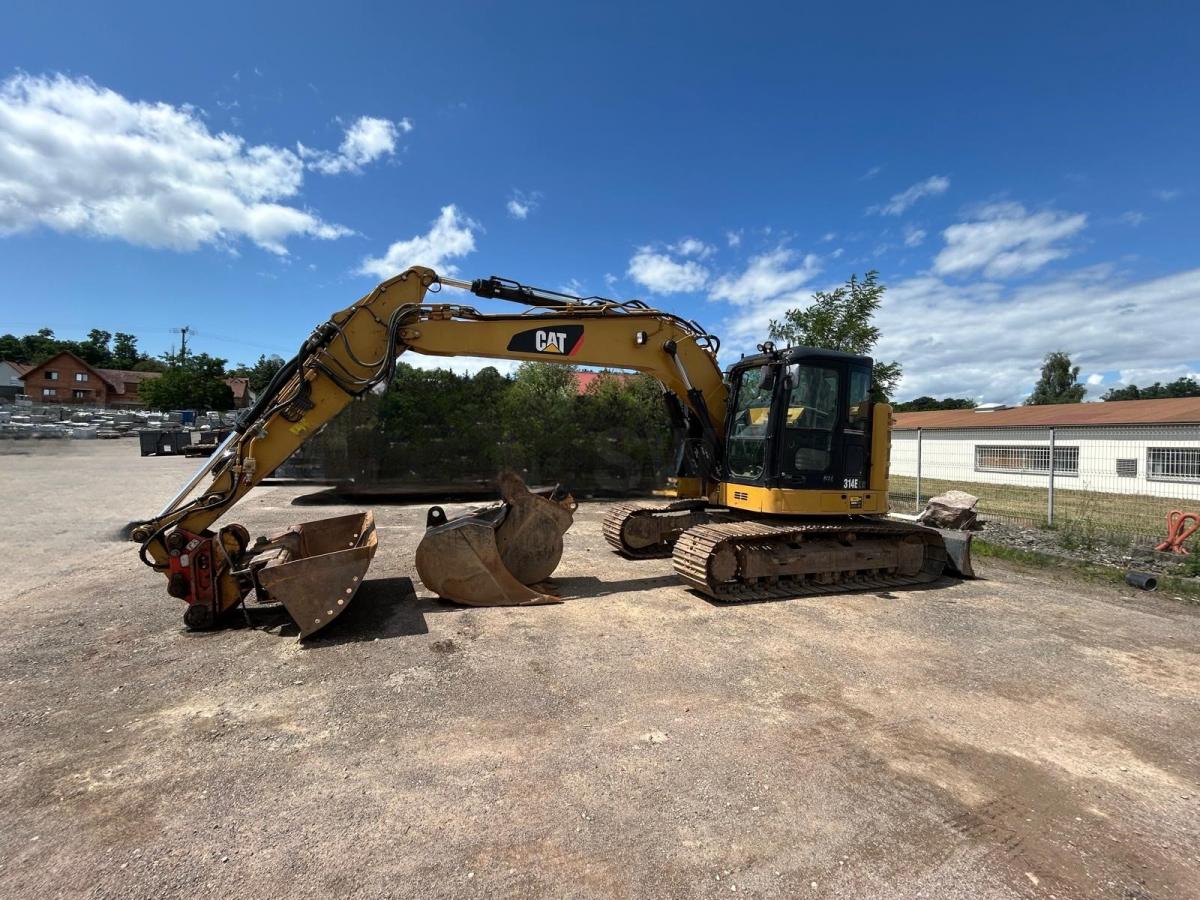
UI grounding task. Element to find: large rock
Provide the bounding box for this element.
[917,490,981,531]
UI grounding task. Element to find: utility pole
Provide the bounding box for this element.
[171,326,193,365]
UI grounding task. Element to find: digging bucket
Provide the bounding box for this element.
[415,473,576,606]
[254,511,378,638]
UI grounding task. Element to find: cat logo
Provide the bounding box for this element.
[507,325,584,356]
[535,330,568,353]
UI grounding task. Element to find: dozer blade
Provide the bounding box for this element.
[414,472,576,606]
[934,527,976,578]
[253,511,378,638]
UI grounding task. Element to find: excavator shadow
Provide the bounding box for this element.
[686,574,966,606]
[551,574,681,600]
[235,577,470,645]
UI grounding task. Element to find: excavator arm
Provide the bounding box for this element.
[130,266,727,634]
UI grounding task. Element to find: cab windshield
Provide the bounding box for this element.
[726,366,774,479]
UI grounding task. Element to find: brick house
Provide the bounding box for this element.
[19,351,162,407]
[225,376,252,409]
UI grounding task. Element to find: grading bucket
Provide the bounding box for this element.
[253,511,378,638]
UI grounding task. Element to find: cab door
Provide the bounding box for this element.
[723,365,775,484]
[840,365,872,490]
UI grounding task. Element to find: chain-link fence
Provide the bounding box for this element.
[889,424,1200,547]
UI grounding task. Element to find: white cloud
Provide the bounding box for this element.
[1086,373,1104,385]
[709,247,821,306]
[626,247,709,294]
[1114,364,1200,388]
[933,203,1086,279]
[871,175,950,216]
[559,278,585,296]
[903,225,926,247]
[712,262,1200,405]
[300,115,409,175]
[0,72,352,254]
[1119,210,1147,227]
[1154,189,1180,202]
[358,204,478,279]
[820,232,837,242]
[603,272,618,288]
[506,189,540,220]
[859,165,883,181]
[876,267,1200,403]
[671,237,715,259]
[725,230,742,248]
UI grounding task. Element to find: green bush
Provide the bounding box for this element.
[292,362,676,493]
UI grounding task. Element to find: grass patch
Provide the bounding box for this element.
[890,474,1195,544]
[973,539,1200,602]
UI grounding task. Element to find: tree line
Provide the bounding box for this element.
[0,328,160,371]
[1025,351,1200,405]
[0,327,287,411]
[304,362,675,492]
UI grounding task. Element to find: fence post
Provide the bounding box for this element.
[915,427,923,510]
[1047,426,1056,527]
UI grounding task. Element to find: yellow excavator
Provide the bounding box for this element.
[128,266,973,637]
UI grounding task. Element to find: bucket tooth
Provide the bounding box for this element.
[253,511,378,638]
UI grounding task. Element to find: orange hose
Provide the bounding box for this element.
[1155,510,1200,555]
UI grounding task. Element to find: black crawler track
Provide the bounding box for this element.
[601,501,715,559]
[671,518,949,602]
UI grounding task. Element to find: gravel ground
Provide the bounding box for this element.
[2,440,1199,899]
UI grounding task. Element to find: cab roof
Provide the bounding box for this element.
[728,345,873,373]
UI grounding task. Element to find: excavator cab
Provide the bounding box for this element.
[723,345,876,497]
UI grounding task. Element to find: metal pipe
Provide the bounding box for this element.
[156,430,240,518]
[438,276,472,291]
[916,428,923,509]
[1125,571,1157,591]
[1048,426,1056,527]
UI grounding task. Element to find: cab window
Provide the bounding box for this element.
[779,364,839,477]
[726,366,774,479]
[848,366,871,431]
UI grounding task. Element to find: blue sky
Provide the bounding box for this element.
[0,0,1197,402]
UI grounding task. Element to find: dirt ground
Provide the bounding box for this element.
[2,441,1198,900]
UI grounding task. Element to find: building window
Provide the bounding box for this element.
[73,390,88,399]
[975,445,1079,476]
[46,370,59,380]
[1147,448,1200,483]
[1115,458,1137,478]
[74,372,88,382]
[42,388,57,397]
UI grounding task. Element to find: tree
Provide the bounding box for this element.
[133,357,168,373]
[1102,376,1200,401]
[22,328,61,365]
[111,333,141,370]
[229,354,286,393]
[0,327,160,370]
[1026,351,1086,405]
[0,333,24,362]
[140,353,234,411]
[767,270,902,402]
[500,363,581,479]
[893,396,978,412]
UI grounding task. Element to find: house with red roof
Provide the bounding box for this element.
[17,351,161,407]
